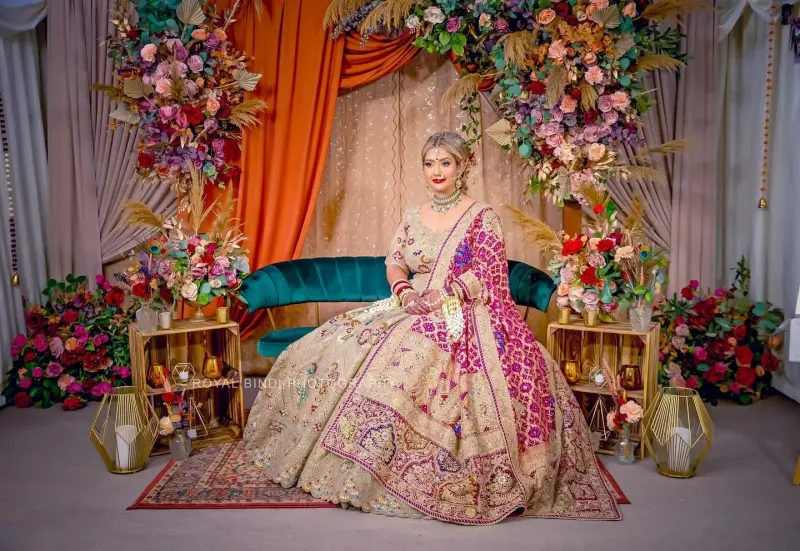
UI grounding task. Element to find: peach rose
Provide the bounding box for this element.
[214,28,227,41]
[622,2,637,17]
[548,40,568,61]
[192,29,208,40]
[558,283,570,296]
[590,0,609,9]
[585,66,604,85]
[611,91,631,109]
[537,9,556,25]
[206,97,220,115]
[140,43,157,63]
[65,337,79,352]
[583,52,597,65]
[587,143,606,161]
[560,96,577,114]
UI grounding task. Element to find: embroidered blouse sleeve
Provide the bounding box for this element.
[450,209,507,303]
[385,211,410,271]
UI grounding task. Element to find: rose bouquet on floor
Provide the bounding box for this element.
[654,257,784,405]
[98,0,265,194]
[3,275,135,410]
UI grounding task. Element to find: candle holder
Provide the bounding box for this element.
[561,360,581,384]
[147,363,168,388]
[558,307,571,324]
[171,362,195,385]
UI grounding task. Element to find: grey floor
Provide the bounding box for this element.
[1,381,799,551]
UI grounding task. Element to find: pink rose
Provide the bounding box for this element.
[602,111,618,125]
[446,17,461,32]
[546,134,563,147]
[176,112,189,129]
[155,78,172,96]
[597,95,614,113]
[13,333,27,348]
[556,296,570,308]
[10,347,21,356]
[671,336,685,349]
[225,270,238,287]
[210,262,226,277]
[160,105,179,120]
[686,376,698,389]
[74,325,88,344]
[192,263,209,279]
[68,381,83,395]
[46,362,64,378]
[34,333,48,353]
[117,367,131,379]
[610,91,630,110]
[140,43,157,63]
[215,256,231,269]
[675,324,690,337]
[714,362,728,374]
[714,288,726,297]
[165,38,182,52]
[560,266,575,284]
[93,335,104,347]
[58,374,76,391]
[602,302,618,313]
[494,18,509,32]
[155,61,171,78]
[188,235,201,246]
[102,281,111,291]
[174,46,189,62]
[204,119,219,134]
[531,109,544,124]
[588,252,607,268]
[184,80,199,97]
[694,346,708,361]
[729,382,741,394]
[187,55,204,73]
[583,126,602,143]
[549,107,564,123]
[172,61,188,78]
[689,279,700,289]
[19,378,32,389]
[670,374,687,388]
[32,366,44,378]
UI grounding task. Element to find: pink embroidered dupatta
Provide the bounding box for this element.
[318,204,620,524]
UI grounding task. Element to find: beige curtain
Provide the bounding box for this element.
[47,0,176,282]
[605,0,718,293]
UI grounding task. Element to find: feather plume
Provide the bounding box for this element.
[619,197,646,237]
[360,0,413,32]
[210,186,237,241]
[577,185,607,211]
[639,0,709,24]
[580,82,599,111]
[183,165,216,233]
[442,73,482,105]
[323,0,372,28]
[641,139,689,156]
[615,164,667,183]
[505,206,563,253]
[228,100,267,129]
[92,83,124,101]
[633,54,685,73]
[499,30,538,68]
[122,200,166,233]
[321,190,345,242]
[546,65,566,109]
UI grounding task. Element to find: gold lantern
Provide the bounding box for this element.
[643,387,714,478]
[90,386,158,474]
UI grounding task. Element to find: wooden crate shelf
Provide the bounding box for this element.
[547,317,660,460]
[129,319,244,455]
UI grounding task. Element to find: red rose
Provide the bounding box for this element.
[702,369,725,384]
[691,298,718,328]
[25,311,45,332]
[202,251,215,264]
[131,282,151,298]
[732,324,748,341]
[555,2,571,17]
[14,392,32,408]
[735,345,754,367]
[681,287,694,300]
[216,105,231,118]
[62,396,85,411]
[580,266,601,286]
[24,351,36,363]
[527,80,546,95]
[105,286,125,308]
[561,237,584,256]
[180,105,204,125]
[159,285,173,304]
[551,160,563,169]
[126,29,140,40]
[761,350,780,372]
[596,238,616,252]
[735,366,757,389]
[138,152,156,169]
[608,232,623,245]
[222,139,239,160]
[583,109,598,124]
[82,378,97,392]
[565,14,578,25]
[63,310,79,324]
[569,88,581,100]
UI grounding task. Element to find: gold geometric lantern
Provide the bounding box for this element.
[643,387,714,478]
[90,386,158,474]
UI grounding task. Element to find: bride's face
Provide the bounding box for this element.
[423,147,461,195]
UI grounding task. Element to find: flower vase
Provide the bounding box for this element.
[629,299,653,333]
[136,306,158,333]
[168,429,192,461]
[187,300,207,322]
[615,426,637,465]
[583,308,599,327]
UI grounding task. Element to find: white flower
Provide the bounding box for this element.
[588,252,606,268]
[406,15,420,29]
[614,246,634,262]
[181,281,198,301]
[568,286,584,302]
[620,401,644,424]
[587,143,606,162]
[423,6,445,24]
[195,245,205,255]
[210,278,223,289]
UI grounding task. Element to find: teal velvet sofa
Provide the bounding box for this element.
[239,256,556,358]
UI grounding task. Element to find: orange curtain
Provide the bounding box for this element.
[227,2,420,339]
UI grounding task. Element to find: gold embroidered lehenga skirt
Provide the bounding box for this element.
[243,203,621,525]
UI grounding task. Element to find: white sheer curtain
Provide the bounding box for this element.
[718,3,800,402]
[0,0,49,401]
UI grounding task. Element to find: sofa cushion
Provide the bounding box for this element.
[258,327,316,358]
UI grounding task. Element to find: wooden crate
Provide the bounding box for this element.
[129,319,244,455]
[546,318,660,459]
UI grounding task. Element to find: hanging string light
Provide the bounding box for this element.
[759,2,778,210]
[0,93,19,285]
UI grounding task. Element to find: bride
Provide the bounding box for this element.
[243,131,621,525]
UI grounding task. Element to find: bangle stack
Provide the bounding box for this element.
[392,279,413,306]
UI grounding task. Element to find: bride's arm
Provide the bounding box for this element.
[385,214,428,315]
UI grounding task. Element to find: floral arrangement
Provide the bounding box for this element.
[654,257,784,405]
[509,195,665,318]
[602,363,643,431]
[324,0,695,205]
[113,246,173,311]
[98,0,266,194]
[123,173,250,308]
[2,275,134,410]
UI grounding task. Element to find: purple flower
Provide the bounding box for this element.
[204,119,219,134]
[225,270,238,287]
[192,263,209,278]
[494,18,509,32]
[46,362,64,378]
[50,336,64,358]
[446,17,461,32]
[209,262,226,277]
[32,366,44,378]
[187,55,204,73]
[10,347,21,356]
[68,381,82,394]
[160,105,179,120]
[212,139,226,158]
[174,46,189,62]
[34,333,48,353]
[206,34,221,49]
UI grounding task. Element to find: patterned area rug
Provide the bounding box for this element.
[129,441,629,510]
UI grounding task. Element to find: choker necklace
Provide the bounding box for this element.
[431,188,463,214]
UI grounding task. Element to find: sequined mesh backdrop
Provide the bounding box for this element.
[242,52,560,374]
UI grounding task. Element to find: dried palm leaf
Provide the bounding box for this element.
[123,79,154,99]
[232,69,262,92]
[612,34,636,59]
[546,65,567,109]
[177,0,206,26]
[321,190,345,242]
[640,0,709,24]
[442,74,482,105]
[486,118,516,147]
[633,54,685,73]
[109,106,140,125]
[122,200,166,232]
[580,81,599,111]
[228,100,267,129]
[505,206,563,253]
[591,6,621,28]
[499,30,538,68]
[170,77,186,102]
[324,0,373,29]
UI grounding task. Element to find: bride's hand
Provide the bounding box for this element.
[402,292,428,315]
[421,290,443,310]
